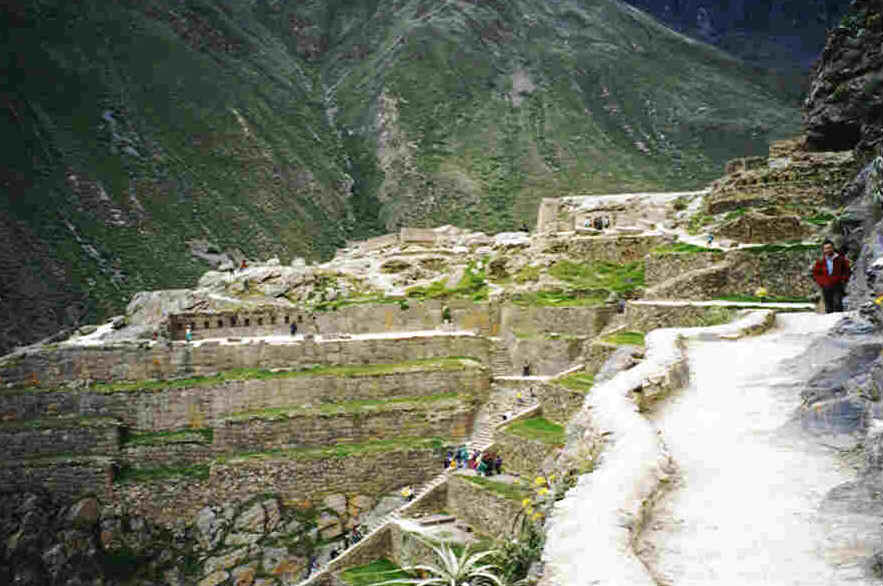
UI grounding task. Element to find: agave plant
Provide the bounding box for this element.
[378,539,503,586]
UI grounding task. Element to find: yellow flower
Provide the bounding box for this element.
[525,507,534,515]
[531,512,543,521]
[534,476,546,486]
[548,474,556,482]
[521,498,532,508]
[755,287,768,299]
[875,295,883,306]
[536,487,549,496]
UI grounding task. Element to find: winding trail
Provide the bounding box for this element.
[542,311,880,585]
[640,312,875,585]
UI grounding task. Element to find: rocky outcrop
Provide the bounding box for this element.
[805,0,883,155]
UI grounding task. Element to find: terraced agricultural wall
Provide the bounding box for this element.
[109,445,445,525]
[0,364,488,431]
[500,305,615,338]
[645,247,819,299]
[214,400,478,451]
[0,333,489,387]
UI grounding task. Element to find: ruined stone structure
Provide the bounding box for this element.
[0,181,839,585]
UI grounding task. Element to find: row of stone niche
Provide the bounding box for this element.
[172,312,311,331]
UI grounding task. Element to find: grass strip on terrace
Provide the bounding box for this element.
[602,331,646,346]
[114,464,210,484]
[556,372,595,394]
[219,436,448,463]
[502,417,565,447]
[121,428,213,447]
[549,260,645,294]
[88,357,482,394]
[222,392,464,422]
[741,243,819,254]
[651,242,719,254]
[509,290,607,307]
[715,294,814,303]
[460,474,531,502]
[340,559,412,585]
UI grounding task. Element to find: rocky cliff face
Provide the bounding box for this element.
[804,0,883,155]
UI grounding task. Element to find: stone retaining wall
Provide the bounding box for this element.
[500,305,615,338]
[493,431,560,478]
[644,251,725,287]
[0,457,113,502]
[120,443,217,469]
[111,446,445,525]
[0,367,489,431]
[508,336,593,377]
[541,234,671,263]
[0,420,120,460]
[446,475,523,538]
[645,247,820,299]
[0,334,489,387]
[214,401,477,451]
[623,303,740,332]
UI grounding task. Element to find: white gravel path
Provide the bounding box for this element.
[641,312,875,585]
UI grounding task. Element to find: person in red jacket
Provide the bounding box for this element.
[812,240,851,313]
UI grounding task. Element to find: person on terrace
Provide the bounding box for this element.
[812,239,851,313]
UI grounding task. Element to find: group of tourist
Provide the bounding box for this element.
[584,216,612,230]
[445,446,503,476]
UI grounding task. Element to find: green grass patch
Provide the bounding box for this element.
[406,260,489,302]
[723,208,747,221]
[548,260,644,294]
[114,464,210,484]
[223,392,463,422]
[651,242,718,255]
[742,243,819,254]
[315,295,405,312]
[687,214,716,235]
[602,331,646,346]
[461,475,531,502]
[121,428,213,447]
[514,265,542,283]
[557,372,595,394]
[502,417,565,446]
[340,559,412,586]
[88,358,480,394]
[509,290,607,307]
[221,437,447,463]
[804,212,836,226]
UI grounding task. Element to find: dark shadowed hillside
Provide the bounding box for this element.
[1,0,804,353]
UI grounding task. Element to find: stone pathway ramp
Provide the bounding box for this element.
[541,310,774,586]
[639,312,879,585]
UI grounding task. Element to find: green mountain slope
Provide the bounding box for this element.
[1,0,800,353]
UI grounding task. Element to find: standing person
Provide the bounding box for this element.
[185,325,193,343]
[706,233,714,247]
[444,450,453,470]
[290,321,298,336]
[494,454,503,475]
[240,259,247,271]
[812,240,851,313]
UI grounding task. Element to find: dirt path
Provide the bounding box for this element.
[640,312,877,585]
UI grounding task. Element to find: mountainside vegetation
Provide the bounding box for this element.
[1,0,805,353]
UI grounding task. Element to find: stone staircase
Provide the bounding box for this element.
[297,391,542,585]
[489,337,512,377]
